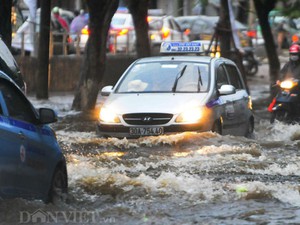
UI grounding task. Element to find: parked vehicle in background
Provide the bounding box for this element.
[175,15,250,47]
[0,71,67,203]
[175,16,215,41]
[77,12,135,53]
[248,13,300,50]
[148,15,189,55]
[109,13,136,53]
[77,9,188,55]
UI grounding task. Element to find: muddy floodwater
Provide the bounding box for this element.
[2,64,300,225]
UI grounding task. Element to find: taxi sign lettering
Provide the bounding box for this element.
[160,42,204,53]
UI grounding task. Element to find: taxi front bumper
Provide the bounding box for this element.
[96,123,208,138]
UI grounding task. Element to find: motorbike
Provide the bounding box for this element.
[268,78,300,123]
[242,47,259,76]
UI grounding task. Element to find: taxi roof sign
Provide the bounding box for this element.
[160,42,204,54]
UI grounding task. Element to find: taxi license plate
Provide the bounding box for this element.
[129,127,164,136]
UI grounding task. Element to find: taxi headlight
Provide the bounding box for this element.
[99,107,120,123]
[176,107,203,123]
[280,80,297,89]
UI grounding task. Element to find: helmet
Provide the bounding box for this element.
[52,6,59,14]
[289,44,300,54]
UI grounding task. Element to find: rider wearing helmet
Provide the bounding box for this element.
[279,43,300,81]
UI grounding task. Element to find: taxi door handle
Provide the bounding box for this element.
[19,132,26,140]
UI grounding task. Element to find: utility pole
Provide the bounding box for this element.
[36,0,51,99]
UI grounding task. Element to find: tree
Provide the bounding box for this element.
[236,0,249,24]
[218,0,247,90]
[279,0,300,18]
[36,0,51,99]
[72,0,119,111]
[218,0,232,59]
[126,0,151,58]
[253,0,280,98]
[0,0,12,47]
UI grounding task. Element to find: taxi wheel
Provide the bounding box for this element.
[48,166,68,203]
[212,121,222,135]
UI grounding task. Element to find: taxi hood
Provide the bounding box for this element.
[103,92,209,114]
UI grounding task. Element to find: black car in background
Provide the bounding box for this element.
[175,16,250,47]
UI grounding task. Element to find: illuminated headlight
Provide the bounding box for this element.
[248,96,253,110]
[280,80,297,89]
[176,107,203,123]
[99,107,120,123]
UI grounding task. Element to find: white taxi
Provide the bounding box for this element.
[97,42,254,138]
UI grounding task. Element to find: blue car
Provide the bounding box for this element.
[0,71,67,202]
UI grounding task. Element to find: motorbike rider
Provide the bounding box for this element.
[268,44,300,112]
[278,43,300,82]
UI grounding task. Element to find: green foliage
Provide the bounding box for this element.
[200,0,209,5]
[277,1,300,18]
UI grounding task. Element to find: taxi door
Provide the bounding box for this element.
[0,101,22,198]
[0,79,51,198]
[215,63,237,134]
[20,125,57,198]
[224,63,250,134]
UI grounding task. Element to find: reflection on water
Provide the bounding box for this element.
[1,93,300,224]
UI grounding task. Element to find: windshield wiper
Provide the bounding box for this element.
[172,65,187,92]
[197,66,202,92]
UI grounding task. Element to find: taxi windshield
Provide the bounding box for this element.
[116,61,210,93]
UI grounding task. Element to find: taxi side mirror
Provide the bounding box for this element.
[39,108,57,124]
[218,84,236,95]
[101,85,113,96]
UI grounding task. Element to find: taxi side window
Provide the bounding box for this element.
[0,80,36,123]
[216,65,229,89]
[225,65,243,90]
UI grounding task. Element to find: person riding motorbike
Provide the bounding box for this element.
[268,43,300,120]
[278,43,300,83]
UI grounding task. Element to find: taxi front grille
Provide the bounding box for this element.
[123,113,173,125]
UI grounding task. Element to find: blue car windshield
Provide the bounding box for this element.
[116,61,210,93]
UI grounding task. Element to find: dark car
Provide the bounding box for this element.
[175,16,250,47]
[0,37,26,92]
[0,71,68,202]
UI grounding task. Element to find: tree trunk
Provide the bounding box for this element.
[219,0,248,92]
[253,0,280,98]
[218,0,232,59]
[0,0,12,47]
[126,0,151,58]
[36,0,51,99]
[72,0,119,111]
[236,0,248,24]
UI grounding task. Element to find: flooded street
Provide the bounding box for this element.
[2,63,300,225]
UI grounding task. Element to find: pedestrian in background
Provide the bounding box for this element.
[52,6,70,33]
[70,9,88,41]
[276,21,288,54]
